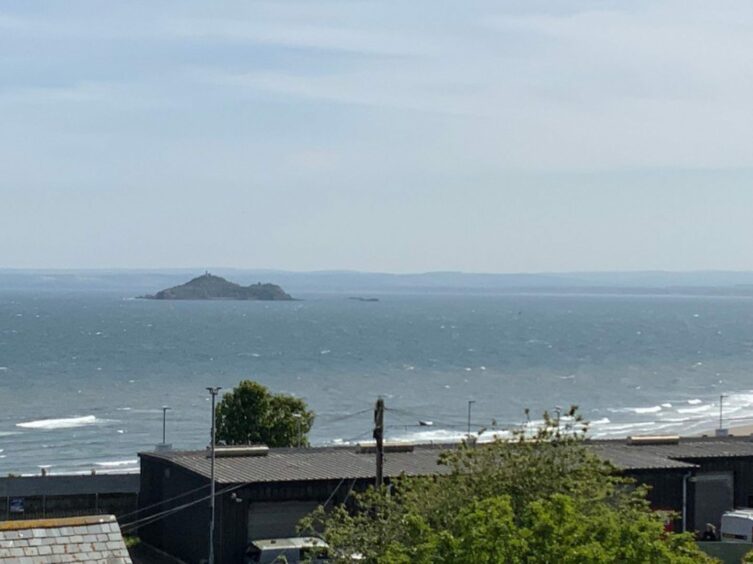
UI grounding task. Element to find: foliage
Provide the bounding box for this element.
[215,380,314,447]
[300,407,716,564]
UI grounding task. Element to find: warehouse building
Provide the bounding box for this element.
[136,436,753,564]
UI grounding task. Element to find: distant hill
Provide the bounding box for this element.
[140,273,293,301]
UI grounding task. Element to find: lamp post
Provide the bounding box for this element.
[206,387,221,564]
[161,406,170,445]
[554,406,562,432]
[717,394,728,437]
[292,413,303,448]
[467,400,475,435]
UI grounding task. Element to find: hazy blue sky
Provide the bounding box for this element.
[2,1,753,272]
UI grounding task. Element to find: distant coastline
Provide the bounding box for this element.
[5,269,753,296]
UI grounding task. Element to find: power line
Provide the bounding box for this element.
[120,473,360,535]
[316,408,372,424]
[340,429,374,443]
[120,481,247,532]
[321,477,346,509]
[117,482,212,522]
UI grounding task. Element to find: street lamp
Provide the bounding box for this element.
[206,387,221,564]
[161,406,170,445]
[717,394,729,437]
[292,413,303,448]
[467,400,476,435]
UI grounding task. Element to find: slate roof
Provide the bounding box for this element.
[0,515,131,563]
[140,435,753,484]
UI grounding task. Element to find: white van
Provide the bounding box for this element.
[245,537,330,563]
[721,509,753,543]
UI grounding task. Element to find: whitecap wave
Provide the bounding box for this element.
[633,406,662,414]
[95,459,138,468]
[597,421,659,432]
[677,405,713,414]
[688,399,702,405]
[16,415,98,430]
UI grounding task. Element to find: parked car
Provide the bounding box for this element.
[245,537,330,563]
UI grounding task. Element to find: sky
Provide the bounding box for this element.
[2,1,753,273]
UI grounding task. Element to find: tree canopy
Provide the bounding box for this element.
[301,408,716,564]
[215,380,314,447]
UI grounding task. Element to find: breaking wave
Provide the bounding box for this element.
[16,415,99,430]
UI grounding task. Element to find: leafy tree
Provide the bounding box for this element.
[301,408,716,563]
[215,380,314,447]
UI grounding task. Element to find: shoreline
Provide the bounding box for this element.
[708,422,753,437]
[689,419,753,438]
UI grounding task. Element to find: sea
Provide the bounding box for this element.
[2,287,753,476]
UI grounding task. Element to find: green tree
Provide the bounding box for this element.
[301,408,716,563]
[215,380,314,447]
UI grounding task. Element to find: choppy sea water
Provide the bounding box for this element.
[1,290,753,475]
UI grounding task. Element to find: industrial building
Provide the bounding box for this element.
[137,436,753,564]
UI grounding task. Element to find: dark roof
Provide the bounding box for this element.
[591,435,753,470]
[141,444,454,485]
[589,443,698,471]
[140,435,753,484]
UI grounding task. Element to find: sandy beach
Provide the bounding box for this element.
[695,423,753,437]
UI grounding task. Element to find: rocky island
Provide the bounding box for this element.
[141,272,294,301]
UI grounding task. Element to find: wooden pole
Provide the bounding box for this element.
[374,398,384,489]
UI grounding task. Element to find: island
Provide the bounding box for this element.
[140,273,294,301]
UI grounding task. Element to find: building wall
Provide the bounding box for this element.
[217,478,369,564]
[685,458,753,533]
[138,457,211,564]
[626,469,688,531]
[627,457,753,533]
[692,458,753,509]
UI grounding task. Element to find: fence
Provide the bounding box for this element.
[0,474,139,521]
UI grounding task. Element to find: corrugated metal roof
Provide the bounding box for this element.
[140,435,753,483]
[589,444,698,471]
[142,444,453,484]
[592,436,753,468]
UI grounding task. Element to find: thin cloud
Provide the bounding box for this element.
[166,20,437,57]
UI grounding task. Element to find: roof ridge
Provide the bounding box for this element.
[0,514,116,531]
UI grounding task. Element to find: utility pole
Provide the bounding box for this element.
[467,400,475,435]
[555,405,562,432]
[719,394,727,431]
[206,387,221,564]
[374,398,384,489]
[161,406,170,444]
